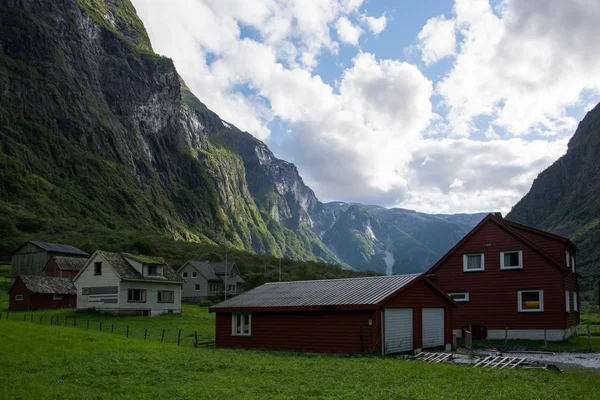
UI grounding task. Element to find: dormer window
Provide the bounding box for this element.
[463,253,484,272]
[147,265,162,276]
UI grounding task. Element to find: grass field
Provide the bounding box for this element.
[0,320,599,400]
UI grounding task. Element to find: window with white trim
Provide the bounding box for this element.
[210,283,221,293]
[127,289,146,303]
[228,284,236,292]
[192,271,198,278]
[158,290,174,303]
[566,251,571,267]
[182,271,188,278]
[232,313,251,336]
[518,289,543,312]
[194,284,200,291]
[565,290,570,312]
[571,255,575,272]
[500,250,522,270]
[53,294,63,300]
[463,253,484,272]
[448,292,469,302]
[573,292,578,312]
[15,294,23,301]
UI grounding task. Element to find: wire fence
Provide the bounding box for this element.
[0,311,215,348]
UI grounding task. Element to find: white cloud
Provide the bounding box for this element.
[436,0,600,137]
[359,13,387,35]
[484,125,500,140]
[335,16,363,45]
[417,15,456,65]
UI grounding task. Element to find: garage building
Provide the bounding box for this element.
[209,274,455,354]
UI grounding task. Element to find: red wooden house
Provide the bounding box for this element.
[426,213,579,341]
[43,255,87,279]
[209,274,456,355]
[9,275,77,310]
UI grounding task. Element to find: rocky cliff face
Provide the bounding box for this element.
[507,103,600,288]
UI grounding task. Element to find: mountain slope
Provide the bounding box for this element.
[507,103,600,289]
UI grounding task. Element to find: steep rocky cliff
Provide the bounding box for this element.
[507,103,600,288]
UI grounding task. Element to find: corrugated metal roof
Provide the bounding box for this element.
[30,241,88,256]
[51,256,87,271]
[19,276,77,295]
[211,274,421,309]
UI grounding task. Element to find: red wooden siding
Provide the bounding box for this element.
[430,219,574,331]
[9,278,76,310]
[508,226,567,264]
[565,273,580,327]
[43,259,78,279]
[215,310,377,354]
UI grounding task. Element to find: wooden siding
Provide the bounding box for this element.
[179,263,210,299]
[44,258,77,279]
[215,310,377,354]
[75,253,122,311]
[118,281,182,313]
[11,243,50,278]
[509,227,567,264]
[430,219,569,331]
[565,273,580,327]
[9,278,76,310]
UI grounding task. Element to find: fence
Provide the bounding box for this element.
[0,311,215,348]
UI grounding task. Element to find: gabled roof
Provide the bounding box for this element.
[180,260,245,284]
[427,213,570,275]
[14,241,88,256]
[10,275,77,295]
[122,253,167,265]
[43,255,87,272]
[502,219,578,251]
[210,274,423,311]
[75,251,182,284]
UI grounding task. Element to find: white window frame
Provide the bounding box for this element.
[127,288,147,303]
[15,294,23,301]
[53,294,63,300]
[565,290,570,312]
[517,289,544,312]
[463,253,484,272]
[182,271,188,278]
[157,290,174,303]
[447,292,469,302]
[571,255,575,272]
[194,284,200,291]
[566,251,570,267]
[500,250,523,270]
[192,271,198,278]
[573,292,578,312]
[231,313,251,336]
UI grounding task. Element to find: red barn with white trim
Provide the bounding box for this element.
[9,275,77,310]
[209,274,456,354]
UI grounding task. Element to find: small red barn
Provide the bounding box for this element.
[426,213,579,341]
[209,274,455,354]
[9,275,77,310]
[43,255,87,279]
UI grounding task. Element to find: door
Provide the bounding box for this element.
[384,308,413,354]
[422,308,444,348]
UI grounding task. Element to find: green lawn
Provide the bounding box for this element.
[0,321,598,400]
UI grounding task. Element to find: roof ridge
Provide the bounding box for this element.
[264,273,420,285]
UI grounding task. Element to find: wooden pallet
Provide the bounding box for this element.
[415,352,453,363]
[474,355,527,369]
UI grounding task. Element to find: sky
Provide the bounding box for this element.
[132,0,600,215]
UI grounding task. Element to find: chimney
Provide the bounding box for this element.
[494,212,503,219]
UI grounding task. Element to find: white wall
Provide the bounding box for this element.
[119,281,182,315]
[75,253,121,311]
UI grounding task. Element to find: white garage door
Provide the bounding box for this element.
[384,308,413,354]
[422,308,444,348]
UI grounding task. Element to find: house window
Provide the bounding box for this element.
[53,294,63,300]
[232,313,251,336]
[82,288,89,295]
[147,265,160,276]
[566,290,570,312]
[500,250,523,270]
[158,291,174,303]
[194,284,200,291]
[228,285,236,292]
[571,256,575,272]
[463,253,484,272]
[518,290,543,312]
[182,272,188,278]
[192,271,198,278]
[210,283,221,293]
[15,295,23,301]
[448,292,469,302]
[94,261,102,276]
[566,251,571,267]
[573,292,578,312]
[127,289,146,303]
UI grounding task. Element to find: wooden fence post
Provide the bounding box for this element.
[161,329,165,343]
[99,322,102,332]
[126,325,129,338]
[588,324,592,351]
[178,329,181,346]
[86,320,90,330]
[30,313,33,322]
[24,314,26,322]
[144,328,147,340]
[194,331,198,346]
[50,316,53,325]
[111,324,114,333]
[74,317,76,328]
[504,326,508,345]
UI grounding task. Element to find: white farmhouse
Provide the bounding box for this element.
[73,251,183,316]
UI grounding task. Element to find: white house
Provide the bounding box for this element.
[73,251,183,316]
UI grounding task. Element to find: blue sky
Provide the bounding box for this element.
[133,0,600,214]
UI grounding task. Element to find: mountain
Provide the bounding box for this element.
[321,202,486,274]
[507,103,600,289]
[0,0,486,275]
